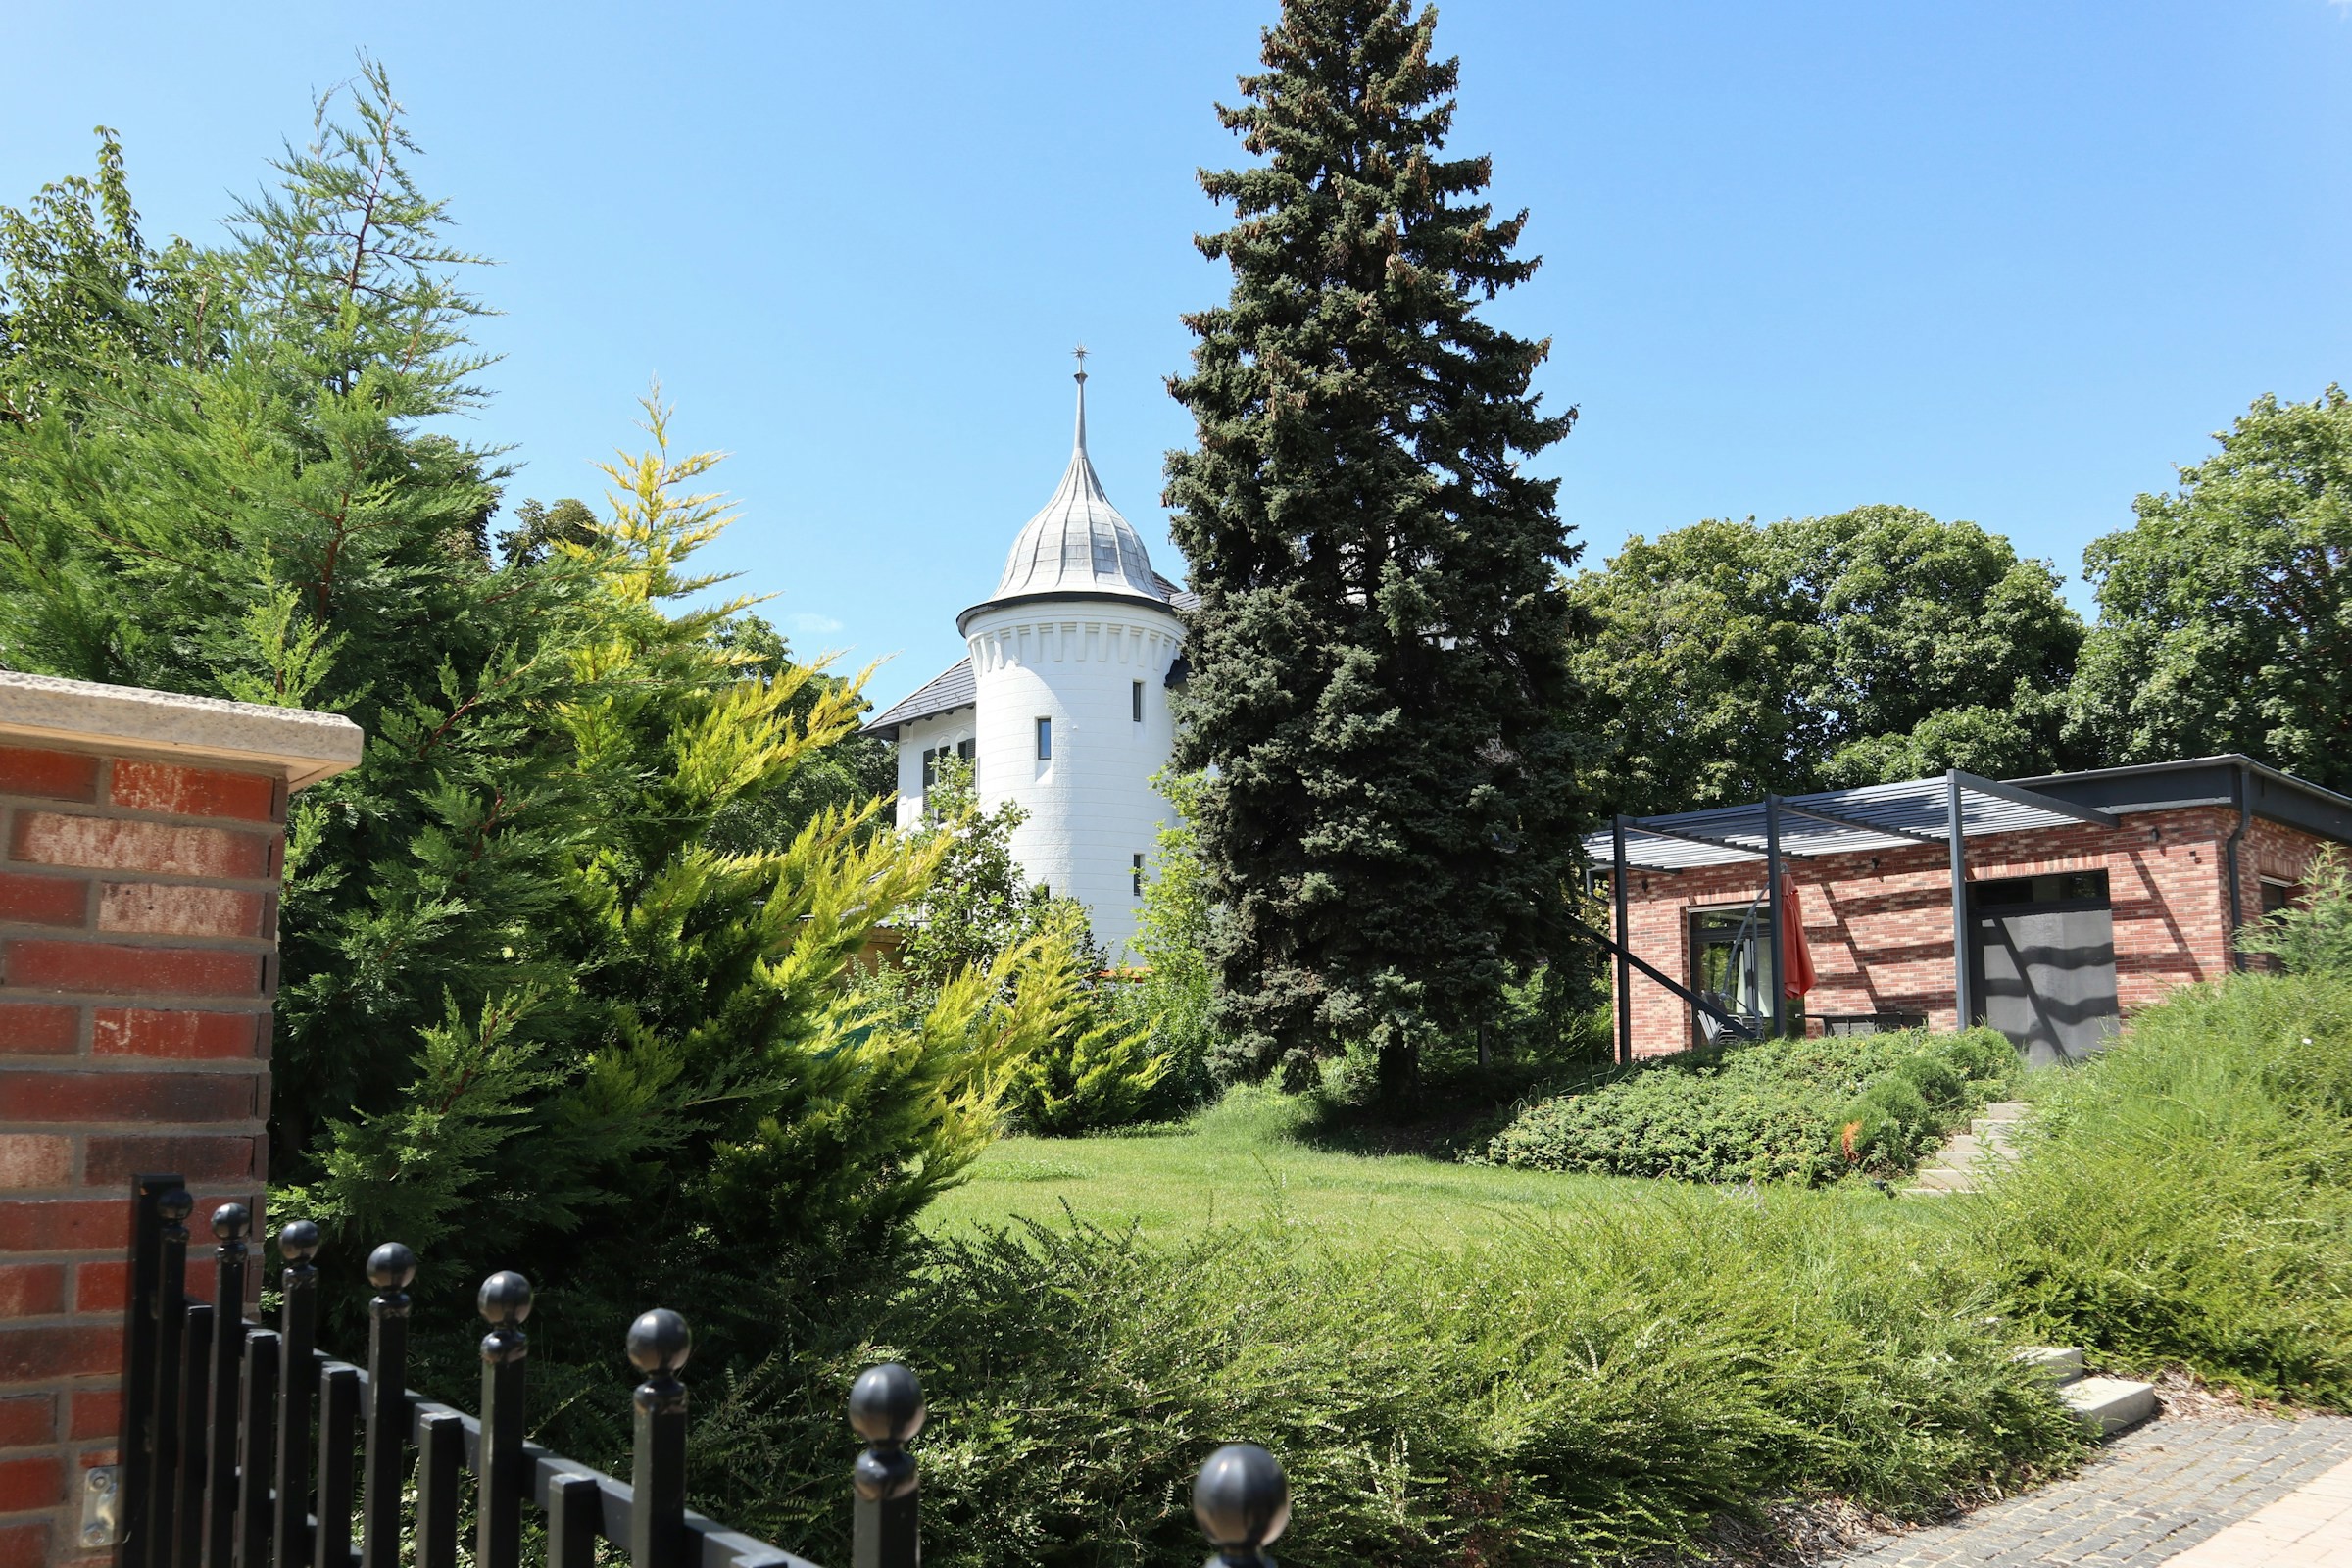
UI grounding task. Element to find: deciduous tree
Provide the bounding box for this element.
[1570,506,2083,816]
[2069,387,2352,789]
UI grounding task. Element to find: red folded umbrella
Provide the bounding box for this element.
[1780,871,1817,998]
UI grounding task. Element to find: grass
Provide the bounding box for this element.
[922,1083,1854,1249]
[680,975,2352,1567]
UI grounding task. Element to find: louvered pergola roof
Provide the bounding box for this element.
[1582,770,2119,872]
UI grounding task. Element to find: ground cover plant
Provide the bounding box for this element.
[1970,970,2352,1407]
[692,1187,2082,1568]
[1483,1027,2018,1184]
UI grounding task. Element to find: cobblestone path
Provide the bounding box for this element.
[1835,1412,2352,1566]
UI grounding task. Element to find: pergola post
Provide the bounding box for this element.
[1946,769,1975,1029]
[1611,814,1633,1065]
[1764,794,1787,1038]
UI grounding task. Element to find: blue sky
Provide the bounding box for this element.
[6,3,2348,710]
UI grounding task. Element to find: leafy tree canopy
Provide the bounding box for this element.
[2069,387,2352,790]
[1570,505,2084,816]
[1166,0,1592,1092]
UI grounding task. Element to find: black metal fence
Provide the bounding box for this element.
[113,1175,1293,1568]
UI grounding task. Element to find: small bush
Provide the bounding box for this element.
[2238,846,2352,977]
[1484,1028,2016,1183]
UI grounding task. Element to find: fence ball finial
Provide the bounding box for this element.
[848,1363,925,1446]
[211,1201,251,1242]
[277,1218,320,1262]
[477,1271,532,1326]
[1193,1444,1290,1568]
[158,1188,194,1225]
[367,1242,417,1292]
[477,1271,532,1366]
[626,1309,692,1378]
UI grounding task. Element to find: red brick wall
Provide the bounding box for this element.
[1612,806,2340,1059]
[0,746,280,1565]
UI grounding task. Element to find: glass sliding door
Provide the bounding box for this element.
[1688,904,1794,1044]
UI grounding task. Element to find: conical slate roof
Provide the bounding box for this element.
[974,367,1171,614]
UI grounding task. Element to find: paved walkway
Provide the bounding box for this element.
[1835,1412,2352,1566]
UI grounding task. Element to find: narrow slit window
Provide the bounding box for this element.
[1132,853,1146,898]
[1132,680,1145,723]
[921,748,936,790]
[1036,716,1053,760]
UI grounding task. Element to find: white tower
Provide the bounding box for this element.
[956,354,1186,959]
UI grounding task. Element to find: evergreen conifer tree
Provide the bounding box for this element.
[0,73,1086,1356]
[1166,0,1590,1092]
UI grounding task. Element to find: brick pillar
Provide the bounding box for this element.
[0,674,359,1566]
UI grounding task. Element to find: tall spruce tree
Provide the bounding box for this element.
[1166,0,1589,1092]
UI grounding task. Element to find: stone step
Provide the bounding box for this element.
[1977,1102,2031,1123]
[2012,1346,2086,1384]
[2060,1375,2158,1436]
[1939,1134,1988,1161]
[1911,1166,1978,1192]
[1972,1117,2022,1142]
[1897,1186,1951,1198]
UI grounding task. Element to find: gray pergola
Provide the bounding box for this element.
[1580,769,2119,1063]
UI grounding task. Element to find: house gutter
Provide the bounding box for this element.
[2225,760,2252,971]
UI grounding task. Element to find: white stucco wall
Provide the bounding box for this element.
[962,599,1183,959]
[891,709,976,829]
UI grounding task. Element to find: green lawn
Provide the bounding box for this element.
[923,1085,1893,1248]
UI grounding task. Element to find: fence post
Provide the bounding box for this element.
[271,1221,318,1568]
[207,1202,253,1568]
[626,1310,691,1568]
[313,1363,358,1568]
[173,1303,212,1568]
[1193,1445,1290,1568]
[359,1245,415,1568]
[117,1176,180,1568]
[142,1189,192,1568]
[233,1329,278,1568]
[849,1364,923,1568]
[474,1273,531,1568]
[412,1411,463,1568]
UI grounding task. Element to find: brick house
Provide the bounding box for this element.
[1585,757,2352,1065]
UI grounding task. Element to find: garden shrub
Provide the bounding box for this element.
[2238,846,2352,977]
[1970,972,2352,1406]
[1483,1028,2016,1183]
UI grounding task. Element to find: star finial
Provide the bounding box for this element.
[1073,344,1089,383]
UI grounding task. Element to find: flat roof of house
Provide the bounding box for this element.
[1585,755,2352,871]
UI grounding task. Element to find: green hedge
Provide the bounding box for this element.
[1482,1028,2018,1183]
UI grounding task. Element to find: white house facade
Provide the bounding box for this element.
[863,364,1192,958]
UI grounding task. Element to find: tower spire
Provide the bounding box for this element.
[1072,344,1090,456]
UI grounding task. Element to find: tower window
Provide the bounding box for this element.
[1036,716,1053,760]
[1132,680,1144,723]
[920,747,936,789]
[957,738,974,761]
[1133,853,1146,898]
